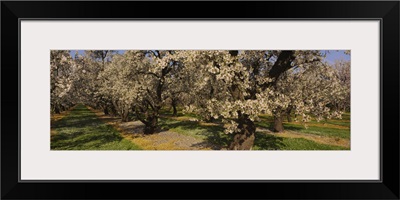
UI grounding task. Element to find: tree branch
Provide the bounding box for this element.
[261,50,296,90]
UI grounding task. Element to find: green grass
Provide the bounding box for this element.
[255,114,350,139]
[283,123,350,139]
[321,119,350,128]
[253,133,348,150]
[308,113,350,128]
[51,105,349,150]
[159,117,232,148]
[322,120,350,128]
[51,104,142,150]
[159,117,347,150]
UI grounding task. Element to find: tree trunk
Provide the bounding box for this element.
[60,105,65,112]
[287,114,292,122]
[273,114,284,132]
[286,107,293,122]
[121,109,129,122]
[229,115,256,150]
[54,106,60,114]
[173,106,177,117]
[144,115,159,134]
[103,107,109,115]
[110,105,118,116]
[205,116,216,123]
[172,100,178,116]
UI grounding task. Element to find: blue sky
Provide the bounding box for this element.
[320,50,350,64]
[70,50,350,64]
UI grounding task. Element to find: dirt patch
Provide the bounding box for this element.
[258,128,350,148]
[90,108,215,150]
[126,131,215,150]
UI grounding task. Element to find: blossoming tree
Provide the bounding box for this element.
[51,49,349,150]
[50,50,74,114]
[175,50,346,149]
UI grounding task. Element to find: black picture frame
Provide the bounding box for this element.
[2,1,399,199]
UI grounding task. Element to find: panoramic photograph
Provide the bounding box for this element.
[51,50,350,150]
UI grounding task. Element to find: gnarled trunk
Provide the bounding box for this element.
[103,107,109,115]
[173,106,177,117]
[110,105,118,116]
[273,114,284,132]
[172,100,178,116]
[229,115,256,150]
[121,110,129,122]
[54,106,61,114]
[287,114,292,122]
[60,105,65,112]
[143,115,159,134]
[286,106,293,122]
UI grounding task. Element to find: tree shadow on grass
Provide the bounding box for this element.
[52,116,98,129]
[159,119,232,150]
[51,123,125,150]
[190,130,233,150]
[160,118,286,150]
[51,106,99,129]
[51,105,127,150]
[51,130,124,150]
[253,132,285,150]
[256,120,303,132]
[281,124,303,131]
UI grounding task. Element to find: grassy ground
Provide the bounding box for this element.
[256,113,350,139]
[158,118,231,149]
[253,134,348,150]
[51,104,350,150]
[51,104,141,150]
[158,117,348,150]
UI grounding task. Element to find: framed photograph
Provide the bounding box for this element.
[2,1,399,199]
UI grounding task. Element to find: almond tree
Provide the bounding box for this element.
[99,50,182,133]
[176,50,345,150]
[98,52,144,122]
[175,50,272,150]
[86,50,117,115]
[53,49,348,150]
[269,62,345,131]
[131,50,183,133]
[332,59,351,112]
[70,50,119,115]
[50,50,74,114]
